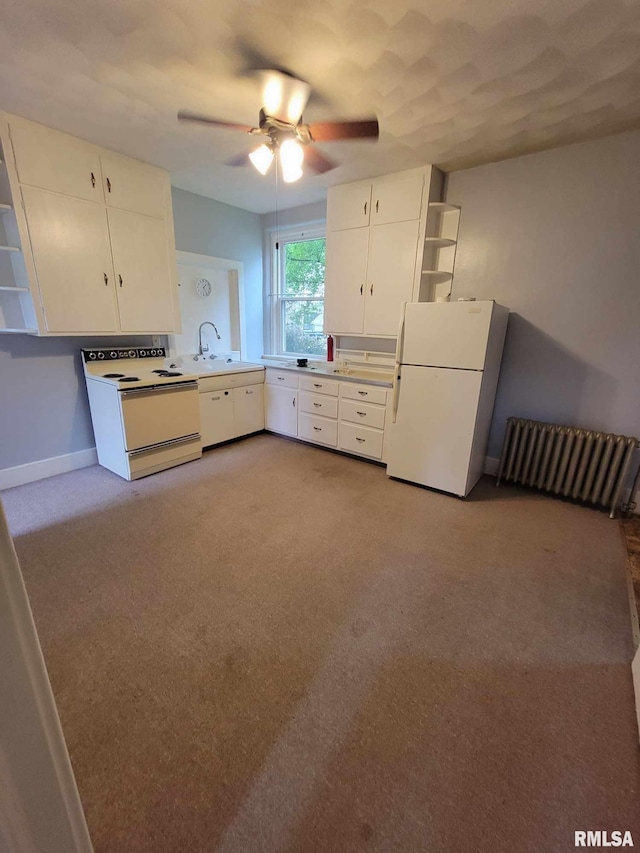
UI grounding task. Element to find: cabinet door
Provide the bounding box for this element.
[233,384,264,436]
[10,121,103,203]
[323,227,368,335]
[264,384,297,437]
[364,220,420,336]
[370,174,424,225]
[101,153,167,219]
[199,389,235,447]
[107,208,176,333]
[327,183,372,231]
[22,187,119,333]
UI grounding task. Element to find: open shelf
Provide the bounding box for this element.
[422,270,453,280]
[0,245,21,253]
[0,285,29,292]
[424,236,456,248]
[0,203,13,215]
[428,202,461,213]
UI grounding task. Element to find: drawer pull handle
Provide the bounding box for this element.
[103,272,108,287]
[313,402,321,408]
[91,172,96,188]
[246,390,253,395]
[356,437,365,443]
[363,201,367,215]
[356,411,366,416]
[357,390,368,396]
[313,383,322,388]
[370,284,373,296]
[277,376,285,380]
[106,177,112,193]
[375,199,379,213]
[313,426,322,432]
[360,284,363,296]
[212,396,220,400]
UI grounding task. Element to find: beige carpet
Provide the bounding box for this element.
[3,434,639,853]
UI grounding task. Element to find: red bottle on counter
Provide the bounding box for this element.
[326,334,334,362]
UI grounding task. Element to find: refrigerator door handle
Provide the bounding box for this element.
[391,303,407,424]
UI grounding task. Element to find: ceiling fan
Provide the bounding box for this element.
[178,70,379,183]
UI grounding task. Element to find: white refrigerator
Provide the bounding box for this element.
[386,301,509,497]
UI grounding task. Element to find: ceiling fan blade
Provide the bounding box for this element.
[308,119,379,142]
[224,151,251,167]
[259,70,311,125]
[177,110,253,132]
[304,146,337,175]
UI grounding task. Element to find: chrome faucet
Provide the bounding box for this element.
[197,321,221,358]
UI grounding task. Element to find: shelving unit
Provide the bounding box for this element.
[0,126,38,334]
[420,202,461,302]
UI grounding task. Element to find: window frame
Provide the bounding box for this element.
[266,225,326,358]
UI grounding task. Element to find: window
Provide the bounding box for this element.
[269,229,326,357]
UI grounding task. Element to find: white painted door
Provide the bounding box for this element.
[386,365,482,496]
[323,227,369,334]
[327,183,372,230]
[22,186,119,333]
[264,383,297,436]
[233,384,264,436]
[10,120,103,202]
[199,388,235,446]
[101,153,167,218]
[402,301,493,369]
[107,208,175,333]
[363,220,420,336]
[370,173,424,225]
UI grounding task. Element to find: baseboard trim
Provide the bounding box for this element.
[0,448,97,491]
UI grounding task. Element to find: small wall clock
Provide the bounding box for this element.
[196,278,212,298]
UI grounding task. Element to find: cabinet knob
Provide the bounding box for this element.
[370,284,373,296]
[360,284,363,296]
[106,177,112,193]
[118,274,123,288]
[375,199,379,213]
[363,201,367,216]
[293,398,296,407]
[103,272,108,287]
[91,172,96,188]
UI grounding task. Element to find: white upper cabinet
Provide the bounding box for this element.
[22,187,119,333]
[324,166,440,337]
[101,153,167,219]
[324,227,369,335]
[363,221,420,336]
[369,174,424,225]
[0,111,180,336]
[327,183,372,231]
[10,120,103,203]
[107,208,175,333]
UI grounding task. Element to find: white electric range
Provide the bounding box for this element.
[82,346,202,480]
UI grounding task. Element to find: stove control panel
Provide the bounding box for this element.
[82,347,166,362]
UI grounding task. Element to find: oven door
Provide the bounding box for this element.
[119,382,200,451]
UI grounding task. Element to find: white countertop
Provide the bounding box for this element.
[166,358,265,379]
[261,359,394,388]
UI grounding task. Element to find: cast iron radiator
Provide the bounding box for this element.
[496,417,639,518]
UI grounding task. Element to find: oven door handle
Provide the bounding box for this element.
[127,433,201,456]
[120,381,198,397]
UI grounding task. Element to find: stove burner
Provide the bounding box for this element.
[104,373,125,378]
[160,371,183,377]
[119,377,140,382]
[151,369,167,374]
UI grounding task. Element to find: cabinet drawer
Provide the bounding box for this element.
[299,413,338,447]
[198,370,264,393]
[340,383,388,406]
[340,398,386,430]
[265,368,298,389]
[299,376,339,396]
[339,422,384,460]
[299,391,338,419]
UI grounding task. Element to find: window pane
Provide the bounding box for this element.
[283,299,325,355]
[283,239,325,297]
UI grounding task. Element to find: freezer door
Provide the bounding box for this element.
[386,365,482,496]
[402,301,494,370]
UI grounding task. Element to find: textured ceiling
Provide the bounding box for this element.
[1,0,640,213]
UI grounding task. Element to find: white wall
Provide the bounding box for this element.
[446,130,640,459]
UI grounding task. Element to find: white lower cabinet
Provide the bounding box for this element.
[233,384,264,436]
[199,389,234,447]
[264,382,298,437]
[298,412,338,447]
[264,369,390,462]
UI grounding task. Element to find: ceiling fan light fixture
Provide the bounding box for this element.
[279,138,304,183]
[248,143,274,176]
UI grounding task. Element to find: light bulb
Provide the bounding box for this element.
[279,139,304,183]
[248,144,274,176]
